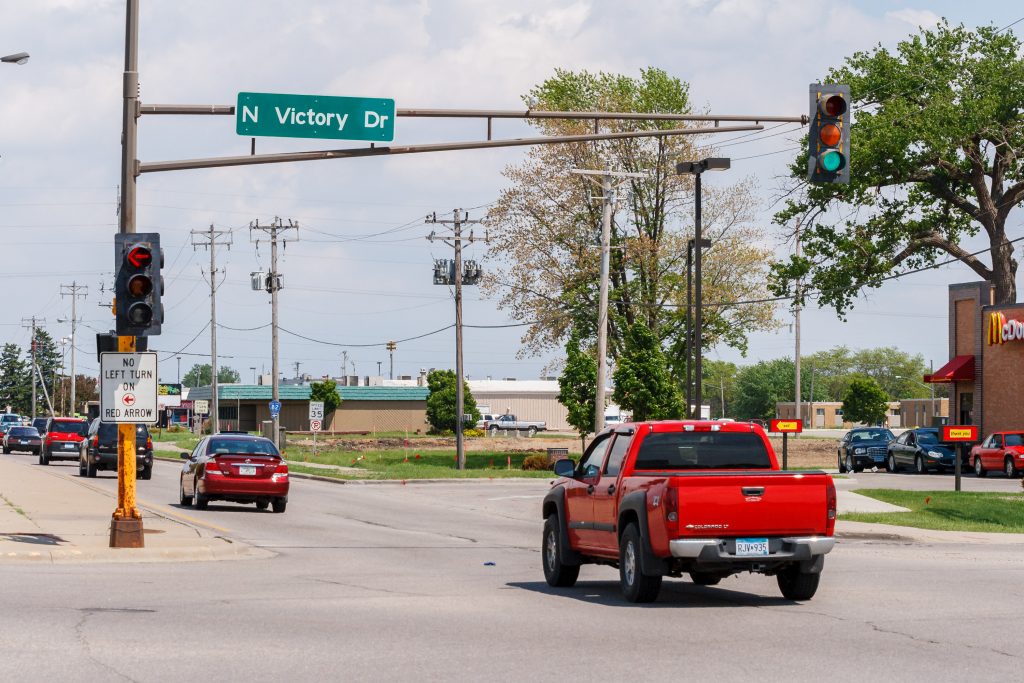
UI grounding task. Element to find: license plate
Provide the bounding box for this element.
[872,455,885,462]
[64,443,75,449]
[238,465,257,476]
[735,538,769,556]
[20,440,29,444]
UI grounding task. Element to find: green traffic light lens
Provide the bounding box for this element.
[820,150,845,172]
[127,302,153,325]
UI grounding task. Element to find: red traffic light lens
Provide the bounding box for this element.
[127,245,153,268]
[819,123,841,147]
[127,302,153,325]
[819,94,847,117]
[127,274,153,297]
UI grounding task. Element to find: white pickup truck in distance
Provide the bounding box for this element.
[488,414,546,436]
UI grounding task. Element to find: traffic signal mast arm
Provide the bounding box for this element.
[133,105,810,174]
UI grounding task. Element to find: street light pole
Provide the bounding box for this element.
[1,52,30,65]
[676,158,730,419]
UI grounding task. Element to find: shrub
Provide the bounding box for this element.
[464,428,484,438]
[521,454,550,471]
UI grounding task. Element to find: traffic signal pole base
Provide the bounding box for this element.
[109,516,145,548]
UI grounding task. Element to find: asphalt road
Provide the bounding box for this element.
[1,452,1022,682]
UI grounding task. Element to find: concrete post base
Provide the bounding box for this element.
[109,518,145,548]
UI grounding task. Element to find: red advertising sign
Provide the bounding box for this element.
[770,419,803,434]
[941,425,979,442]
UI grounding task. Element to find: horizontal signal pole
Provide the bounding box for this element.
[141,104,807,125]
[138,124,763,174]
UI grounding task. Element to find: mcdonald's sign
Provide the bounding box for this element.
[988,311,1024,345]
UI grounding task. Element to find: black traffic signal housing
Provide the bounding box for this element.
[114,232,164,336]
[807,83,850,184]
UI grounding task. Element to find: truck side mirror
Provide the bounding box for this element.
[553,459,575,478]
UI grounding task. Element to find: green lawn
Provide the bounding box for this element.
[842,489,1024,533]
[151,429,202,451]
[284,447,555,480]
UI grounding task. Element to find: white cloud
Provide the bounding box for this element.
[887,8,943,29]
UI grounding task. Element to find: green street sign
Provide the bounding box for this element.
[236,92,395,142]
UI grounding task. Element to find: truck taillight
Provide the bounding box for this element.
[92,435,99,447]
[146,437,153,450]
[665,486,679,523]
[825,478,837,536]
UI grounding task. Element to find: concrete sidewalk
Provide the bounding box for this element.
[0,457,270,564]
[837,490,909,513]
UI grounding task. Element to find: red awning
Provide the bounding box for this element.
[923,355,974,383]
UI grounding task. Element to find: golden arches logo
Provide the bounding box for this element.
[988,312,1006,345]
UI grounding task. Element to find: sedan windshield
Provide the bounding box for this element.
[851,429,894,442]
[1005,434,1024,447]
[635,432,771,470]
[207,438,279,456]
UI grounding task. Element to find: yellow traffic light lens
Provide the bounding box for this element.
[127,274,153,297]
[819,123,841,146]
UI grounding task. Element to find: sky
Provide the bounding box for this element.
[1,0,1022,386]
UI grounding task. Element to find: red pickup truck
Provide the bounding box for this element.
[542,420,836,603]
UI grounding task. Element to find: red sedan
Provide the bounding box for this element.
[179,434,289,512]
[970,431,1024,478]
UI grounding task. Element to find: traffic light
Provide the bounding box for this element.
[114,233,163,336]
[807,83,850,184]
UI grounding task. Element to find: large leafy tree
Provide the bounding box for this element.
[485,68,777,374]
[32,330,62,415]
[841,376,891,426]
[803,346,941,400]
[0,343,30,413]
[424,370,480,434]
[772,22,1024,310]
[557,330,597,445]
[733,358,828,421]
[309,378,342,420]
[701,359,738,419]
[182,363,241,387]
[612,323,683,421]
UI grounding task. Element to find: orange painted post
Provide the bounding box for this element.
[110,334,144,547]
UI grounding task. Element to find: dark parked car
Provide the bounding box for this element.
[887,428,957,474]
[79,419,153,479]
[838,427,896,473]
[41,417,89,465]
[3,426,42,454]
[32,417,48,434]
[179,434,289,513]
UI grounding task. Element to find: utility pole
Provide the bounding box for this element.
[387,341,396,380]
[341,351,348,384]
[21,317,44,419]
[427,209,484,470]
[293,361,302,379]
[570,167,647,433]
[60,281,88,416]
[794,220,802,427]
[191,224,232,435]
[251,217,298,448]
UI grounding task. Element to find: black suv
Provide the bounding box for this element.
[79,419,153,479]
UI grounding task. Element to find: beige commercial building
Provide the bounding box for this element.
[776,401,904,429]
[468,380,570,431]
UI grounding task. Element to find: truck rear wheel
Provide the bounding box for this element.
[777,565,820,601]
[619,524,661,603]
[542,516,579,587]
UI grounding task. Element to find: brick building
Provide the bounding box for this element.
[924,282,1024,435]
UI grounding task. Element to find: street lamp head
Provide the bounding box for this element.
[1,52,30,65]
[676,157,731,175]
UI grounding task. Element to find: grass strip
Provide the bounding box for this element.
[842,489,1024,533]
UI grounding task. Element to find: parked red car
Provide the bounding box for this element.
[179,434,289,512]
[543,420,836,603]
[970,431,1024,478]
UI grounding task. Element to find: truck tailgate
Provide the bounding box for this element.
[672,472,830,537]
